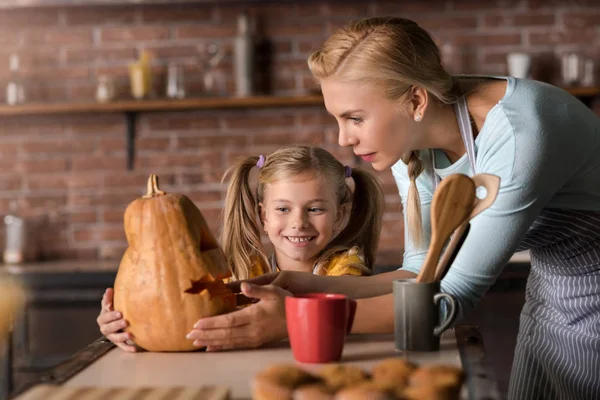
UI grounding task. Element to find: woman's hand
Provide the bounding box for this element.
[96,288,137,353]
[226,270,320,295]
[225,272,280,293]
[187,282,291,351]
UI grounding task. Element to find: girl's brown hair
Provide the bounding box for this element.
[307,16,462,248]
[221,145,384,280]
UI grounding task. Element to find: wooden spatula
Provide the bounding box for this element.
[433,174,500,282]
[416,174,476,283]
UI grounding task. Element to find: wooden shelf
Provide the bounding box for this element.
[0,94,324,171]
[0,87,594,171]
[0,87,596,117]
[0,94,324,117]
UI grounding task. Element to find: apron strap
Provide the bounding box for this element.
[431,96,477,189]
[430,149,440,188]
[454,96,477,174]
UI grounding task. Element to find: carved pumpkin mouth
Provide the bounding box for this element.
[185,279,232,297]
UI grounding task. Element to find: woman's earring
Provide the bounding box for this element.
[415,113,422,122]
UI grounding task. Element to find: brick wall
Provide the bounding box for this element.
[0,0,598,264]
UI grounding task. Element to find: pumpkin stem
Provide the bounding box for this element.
[143,174,166,198]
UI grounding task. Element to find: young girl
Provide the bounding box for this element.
[222,145,384,280]
[97,145,384,352]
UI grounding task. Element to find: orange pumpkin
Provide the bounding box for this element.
[113,174,236,352]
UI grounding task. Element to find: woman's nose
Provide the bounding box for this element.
[338,127,357,147]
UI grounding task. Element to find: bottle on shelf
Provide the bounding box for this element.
[166,63,186,99]
[129,50,153,100]
[233,12,254,97]
[3,201,26,264]
[6,54,26,106]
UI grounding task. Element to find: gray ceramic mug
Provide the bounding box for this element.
[393,278,458,352]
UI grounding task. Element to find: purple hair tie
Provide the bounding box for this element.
[256,155,265,168]
[344,165,352,178]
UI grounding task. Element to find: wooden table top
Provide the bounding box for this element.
[11,326,501,400]
[69,333,460,398]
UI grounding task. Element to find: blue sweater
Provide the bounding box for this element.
[392,77,600,319]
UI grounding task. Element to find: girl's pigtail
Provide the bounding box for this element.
[221,157,268,280]
[328,167,384,270]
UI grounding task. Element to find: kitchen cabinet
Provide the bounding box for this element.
[0,261,116,397]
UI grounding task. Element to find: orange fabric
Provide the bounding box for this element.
[319,251,367,276]
[230,248,370,280]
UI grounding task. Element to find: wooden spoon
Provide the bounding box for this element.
[416,174,476,283]
[433,174,500,282]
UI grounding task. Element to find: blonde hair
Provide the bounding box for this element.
[307,16,462,248]
[221,145,384,280]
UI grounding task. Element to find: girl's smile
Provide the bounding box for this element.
[285,236,315,245]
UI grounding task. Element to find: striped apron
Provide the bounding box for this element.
[509,210,600,399]
[442,97,600,399]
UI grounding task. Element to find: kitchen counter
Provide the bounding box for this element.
[10,325,500,400]
[0,260,117,275]
[0,254,528,396]
[0,250,532,275]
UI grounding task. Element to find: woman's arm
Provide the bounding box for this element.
[352,293,396,333]
[187,277,407,350]
[270,269,416,299]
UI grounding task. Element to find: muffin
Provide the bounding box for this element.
[402,384,462,400]
[252,364,321,400]
[404,365,464,400]
[318,364,370,391]
[293,383,334,400]
[409,365,464,388]
[334,381,396,400]
[371,358,416,390]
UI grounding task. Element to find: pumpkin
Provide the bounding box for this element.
[113,174,236,352]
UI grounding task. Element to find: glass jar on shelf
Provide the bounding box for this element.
[6,54,26,106]
[95,75,116,103]
[202,43,227,96]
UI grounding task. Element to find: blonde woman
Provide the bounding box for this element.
[98,145,384,351]
[189,17,600,399]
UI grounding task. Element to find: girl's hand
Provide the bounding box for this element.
[187,282,291,351]
[96,288,137,353]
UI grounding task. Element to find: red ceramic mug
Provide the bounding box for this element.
[285,293,357,364]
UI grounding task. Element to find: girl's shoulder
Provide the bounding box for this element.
[250,254,272,277]
[313,246,371,277]
[223,254,271,283]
